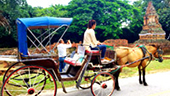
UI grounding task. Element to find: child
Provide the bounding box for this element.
[57,39,72,72]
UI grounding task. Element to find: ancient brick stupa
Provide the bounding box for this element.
[136,1,167,44]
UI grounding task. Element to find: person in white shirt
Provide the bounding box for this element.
[83,19,106,60]
[57,39,72,72]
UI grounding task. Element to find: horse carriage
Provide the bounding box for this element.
[1,17,164,96]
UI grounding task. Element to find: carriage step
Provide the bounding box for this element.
[88,63,103,68]
[101,59,115,64]
[61,74,74,78]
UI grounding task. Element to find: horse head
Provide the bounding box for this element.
[150,45,163,62]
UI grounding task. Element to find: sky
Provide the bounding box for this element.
[26,0,138,8]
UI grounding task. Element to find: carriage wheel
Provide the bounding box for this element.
[91,72,115,96]
[3,62,25,83]
[79,70,96,89]
[1,65,57,96]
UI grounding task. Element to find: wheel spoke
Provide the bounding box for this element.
[8,77,27,90]
[79,70,95,89]
[28,67,32,87]
[1,65,57,96]
[91,72,115,96]
[17,71,29,88]
[96,88,101,96]
[5,89,26,92]
[33,68,42,88]
[33,68,41,88]
[33,71,46,88]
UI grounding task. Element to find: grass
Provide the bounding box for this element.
[163,55,170,57]
[0,75,3,94]
[0,57,170,93]
[120,59,170,78]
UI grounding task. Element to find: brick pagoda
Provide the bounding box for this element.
[135,1,170,53]
[139,1,166,40]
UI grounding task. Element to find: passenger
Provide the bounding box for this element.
[83,19,107,63]
[57,39,72,72]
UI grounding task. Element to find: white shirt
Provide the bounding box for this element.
[57,43,71,57]
[83,29,99,50]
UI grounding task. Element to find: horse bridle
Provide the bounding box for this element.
[154,49,163,61]
[155,49,163,55]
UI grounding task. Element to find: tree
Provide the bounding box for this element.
[32,5,68,17]
[0,11,11,33]
[66,0,139,42]
[155,0,170,40]
[0,0,29,47]
[119,0,143,43]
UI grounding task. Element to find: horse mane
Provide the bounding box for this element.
[148,44,161,49]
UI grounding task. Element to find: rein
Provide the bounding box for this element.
[113,56,150,71]
[123,56,150,67]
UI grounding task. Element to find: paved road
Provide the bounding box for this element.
[56,71,170,96]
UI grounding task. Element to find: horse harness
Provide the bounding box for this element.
[116,45,162,69]
[138,45,152,70]
[116,45,152,68]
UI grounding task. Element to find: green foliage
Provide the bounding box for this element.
[0,0,169,47]
[0,0,29,47]
[32,5,68,17]
[66,0,138,42]
[155,0,170,39]
[119,4,143,43]
[120,59,170,78]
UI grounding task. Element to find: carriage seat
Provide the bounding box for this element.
[85,50,100,57]
[64,54,86,66]
[85,50,100,54]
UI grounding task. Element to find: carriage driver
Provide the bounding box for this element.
[57,39,72,72]
[83,19,109,63]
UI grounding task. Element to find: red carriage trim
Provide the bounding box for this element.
[85,50,99,53]
[64,58,82,66]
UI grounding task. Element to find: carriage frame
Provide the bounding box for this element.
[1,17,119,96]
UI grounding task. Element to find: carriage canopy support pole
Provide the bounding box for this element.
[27,36,41,52]
[44,25,68,47]
[51,26,70,53]
[16,17,73,56]
[27,28,50,54]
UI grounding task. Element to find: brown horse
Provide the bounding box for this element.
[113,44,163,90]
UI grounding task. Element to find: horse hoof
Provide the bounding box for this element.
[117,89,121,91]
[144,83,148,86]
[139,81,143,84]
[115,87,121,91]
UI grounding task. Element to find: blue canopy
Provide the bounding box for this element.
[16,16,73,56]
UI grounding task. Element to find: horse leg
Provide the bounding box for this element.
[138,65,143,84]
[114,69,121,91]
[142,67,148,86]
